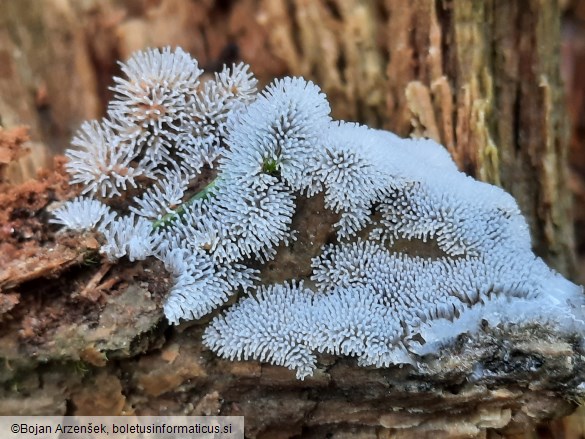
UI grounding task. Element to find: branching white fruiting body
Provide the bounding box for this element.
[56,47,585,380]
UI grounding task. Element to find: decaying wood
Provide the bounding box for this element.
[0,164,583,439]
[563,0,585,287]
[0,1,582,438]
[1,252,583,438]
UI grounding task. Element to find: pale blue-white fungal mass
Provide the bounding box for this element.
[53,47,585,379]
[50,196,115,231]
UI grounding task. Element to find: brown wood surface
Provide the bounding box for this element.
[0,1,582,438]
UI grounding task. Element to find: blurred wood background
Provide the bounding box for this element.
[0,0,584,436]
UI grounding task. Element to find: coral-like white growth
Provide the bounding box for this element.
[316,122,393,237]
[109,47,202,149]
[100,214,160,262]
[216,62,258,104]
[203,282,318,379]
[56,47,584,380]
[203,280,412,379]
[50,197,115,231]
[191,63,258,141]
[203,117,583,378]
[66,120,143,198]
[157,179,296,264]
[222,76,331,192]
[174,134,219,178]
[318,123,391,212]
[206,238,582,379]
[162,247,258,324]
[130,172,188,220]
[207,180,297,262]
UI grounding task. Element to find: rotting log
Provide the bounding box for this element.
[1,171,584,438]
[0,1,582,438]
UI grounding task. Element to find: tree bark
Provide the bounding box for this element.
[0,1,581,438]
